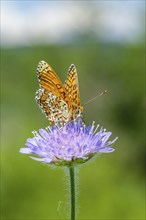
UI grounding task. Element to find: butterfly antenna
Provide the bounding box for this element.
[84,90,107,105]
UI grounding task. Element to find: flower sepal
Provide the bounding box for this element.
[53,153,97,167]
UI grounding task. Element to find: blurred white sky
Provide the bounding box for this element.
[1,0,145,47]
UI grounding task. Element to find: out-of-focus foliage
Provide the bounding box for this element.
[1,41,145,219]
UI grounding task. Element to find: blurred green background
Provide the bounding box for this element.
[1,1,145,220]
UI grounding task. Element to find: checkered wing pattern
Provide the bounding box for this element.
[64,64,81,109]
[35,61,83,125]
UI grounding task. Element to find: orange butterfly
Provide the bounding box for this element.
[35,61,83,125]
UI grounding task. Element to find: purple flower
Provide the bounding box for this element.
[20,119,118,166]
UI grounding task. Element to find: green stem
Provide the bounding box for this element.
[69,166,75,220]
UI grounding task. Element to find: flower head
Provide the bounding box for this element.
[20,119,117,166]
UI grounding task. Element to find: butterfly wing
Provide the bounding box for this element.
[35,61,71,124]
[37,60,69,101]
[64,64,80,108]
[64,64,83,120]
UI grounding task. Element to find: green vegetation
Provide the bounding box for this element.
[1,43,145,219]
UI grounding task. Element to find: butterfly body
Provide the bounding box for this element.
[35,61,83,125]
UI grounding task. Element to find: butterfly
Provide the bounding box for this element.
[35,60,83,125]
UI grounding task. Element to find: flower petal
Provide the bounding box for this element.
[99,147,115,153]
[20,148,33,154]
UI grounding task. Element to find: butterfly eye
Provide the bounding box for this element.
[75,106,83,118]
[76,109,79,114]
[75,108,81,116]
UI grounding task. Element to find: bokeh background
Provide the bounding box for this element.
[1,1,145,219]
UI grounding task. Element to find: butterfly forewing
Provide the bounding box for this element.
[37,61,69,102]
[64,64,80,108]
